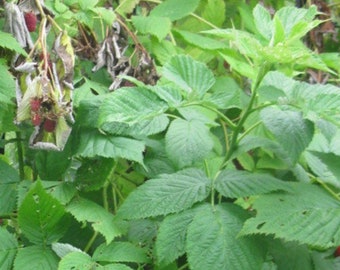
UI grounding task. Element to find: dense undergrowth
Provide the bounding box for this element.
[1,0,340,269]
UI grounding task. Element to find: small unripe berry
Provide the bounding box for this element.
[31,113,42,126]
[24,12,37,32]
[43,118,57,132]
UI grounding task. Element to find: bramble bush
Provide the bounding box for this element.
[1,0,340,269]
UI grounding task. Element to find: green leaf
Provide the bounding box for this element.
[205,76,246,109]
[275,5,318,38]
[215,170,293,199]
[101,114,169,137]
[14,246,59,270]
[162,55,215,97]
[76,129,145,164]
[0,31,27,56]
[165,119,214,168]
[74,79,108,106]
[219,51,257,79]
[140,138,176,178]
[102,264,134,270]
[116,0,140,15]
[45,182,77,205]
[93,242,149,263]
[308,93,340,118]
[306,151,340,188]
[18,181,69,245]
[0,228,18,270]
[66,197,124,243]
[174,30,228,50]
[94,7,117,26]
[271,14,285,45]
[127,219,158,245]
[240,183,340,248]
[79,0,98,9]
[117,168,211,219]
[76,95,105,128]
[201,0,226,27]
[0,103,17,132]
[132,16,171,41]
[259,71,340,122]
[0,63,16,105]
[267,239,313,270]
[312,250,340,270]
[75,158,115,191]
[52,242,83,258]
[149,39,178,65]
[186,203,265,270]
[99,87,168,127]
[156,207,198,266]
[288,19,322,43]
[0,160,19,215]
[151,86,182,108]
[58,252,96,270]
[35,149,72,181]
[204,29,262,60]
[150,0,200,21]
[253,4,272,40]
[177,106,217,126]
[261,107,314,165]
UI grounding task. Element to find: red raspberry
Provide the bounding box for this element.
[30,98,41,112]
[31,113,42,126]
[24,12,37,32]
[43,118,57,132]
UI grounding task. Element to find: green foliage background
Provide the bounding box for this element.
[1,0,340,269]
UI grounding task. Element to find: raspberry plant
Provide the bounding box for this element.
[0,0,340,269]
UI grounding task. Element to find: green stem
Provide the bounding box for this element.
[223,63,269,165]
[309,174,340,201]
[103,184,109,211]
[16,132,25,180]
[112,184,118,214]
[205,160,216,208]
[84,231,98,253]
[181,102,237,130]
[250,102,276,114]
[237,121,262,143]
[178,263,189,270]
[220,119,230,154]
[190,13,219,29]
